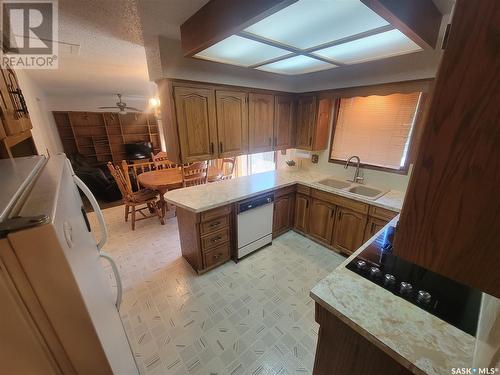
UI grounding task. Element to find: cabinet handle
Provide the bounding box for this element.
[220,142,223,153]
[371,222,375,234]
[268,137,272,146]
[209,221,220,227]
[214,253,221,259]
[309,137,312,146]
[211,236,222,243]
[211,142,214,155]
[338,211,342,221]
[274,136,277,147]
[306,200,309,209]
[330,209,335,218]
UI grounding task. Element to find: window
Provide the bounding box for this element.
[329,92,422,171]
[236,151,276,177]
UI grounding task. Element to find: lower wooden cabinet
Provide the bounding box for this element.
[273,192,295,238]
[308,198,336,246]
[333,207,367,255]
[363,216,389,242]
[293,193,310,234]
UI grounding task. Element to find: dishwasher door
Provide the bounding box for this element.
[237,202,273,259]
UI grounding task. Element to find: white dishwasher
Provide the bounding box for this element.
[237,193,274,259]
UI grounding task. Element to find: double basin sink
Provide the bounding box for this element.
[315,178,388,200]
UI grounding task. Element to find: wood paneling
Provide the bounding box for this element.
[248,93,274,153]
[308,199,336,246]
[274,95,294,150]
[273,192,295,238]
[174,87,218,162]
[332,207,367,255]
[361,0,442,49]
[393,0,500,297]
[180,0,297,56]
[313,303,413,375]
[293,193,310,234]
[215,90,248,157]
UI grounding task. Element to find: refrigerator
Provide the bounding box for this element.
[0,154,138,375]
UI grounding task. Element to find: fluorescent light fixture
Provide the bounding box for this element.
[244,0,389,49]
[257,55,335,75]
[313,29,422,64]
[194,35,291,67]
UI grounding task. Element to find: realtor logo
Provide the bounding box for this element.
[1,0,58,69]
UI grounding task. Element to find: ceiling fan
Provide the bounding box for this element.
[98,94,141,114]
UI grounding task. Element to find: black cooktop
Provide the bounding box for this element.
[346,225,482,337]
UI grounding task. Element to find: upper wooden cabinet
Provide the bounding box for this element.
[248,93,274,153]
[215,90,248,158]
[174,86,218,162]
[0,65,32,137]
[295,96,332,151]
[274,95,294,150]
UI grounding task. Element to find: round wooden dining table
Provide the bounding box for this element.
[137,166,223,218]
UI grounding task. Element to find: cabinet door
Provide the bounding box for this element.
[363,216,388,243]
[274,95,294,150]
[308,199,336,245]
[333,207,367,255]
[174,87,218,162]
[295,95,316,150]
[249,93,274,153]
[216,90,248,157]
[0,66,32,136]
[293,193,310,234]
[273,193,295,238]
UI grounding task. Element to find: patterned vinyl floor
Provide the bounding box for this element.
[89,205,345,375]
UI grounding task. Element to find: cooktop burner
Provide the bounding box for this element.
[345,225,482,336]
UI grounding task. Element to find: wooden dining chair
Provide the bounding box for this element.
[151,151,177,170]
[107,162,164,230]
[121,160,156,191]
[221,157,236,180]
[182,161,208,187]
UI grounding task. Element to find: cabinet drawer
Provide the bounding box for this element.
[369,205,398,221]
[201,205,231,222]
[296,184,310,195]
[200,215,229,235]
[201,227,230,251]
[274,184,296,198]
[311,189,368,214]
[203,243,230,269]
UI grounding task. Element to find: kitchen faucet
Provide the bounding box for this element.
[345,156,364,183]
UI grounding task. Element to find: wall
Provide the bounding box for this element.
[16,70,63,157]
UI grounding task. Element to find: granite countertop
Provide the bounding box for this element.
[310,218,475,375]
[164,168,405,213]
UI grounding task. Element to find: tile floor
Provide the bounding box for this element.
[89,205,345,375]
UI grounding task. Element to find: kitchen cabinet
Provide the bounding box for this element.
[273,191,295,238]
[215,90,248,157]
[364,216,388,242]
[293,193,310,235]
[308,198,336,246]
[248,93,274,153]
[274,95,294,150]
[174,86,218,162]
[295,95,332,151]
[333,207,367,255]
[0,65,32,136]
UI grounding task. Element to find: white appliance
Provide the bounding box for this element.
[0,155,138,375]
[236,193,274,259]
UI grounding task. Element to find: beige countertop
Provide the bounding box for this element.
[310,218,475,375]
[164,168,405,213]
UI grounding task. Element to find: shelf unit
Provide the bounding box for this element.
[53,111,161,165]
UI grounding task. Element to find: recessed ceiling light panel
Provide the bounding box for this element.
[194,35,291,67]
[244,0,389,49]
[257,55,335,75]
[313,29,422,64]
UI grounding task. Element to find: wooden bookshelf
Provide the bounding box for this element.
[53,111,161,165]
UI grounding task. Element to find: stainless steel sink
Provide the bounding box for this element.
[317,178,352,189]
[347,185,387,200]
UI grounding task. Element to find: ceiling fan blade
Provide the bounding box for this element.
[124,107,142,112]
[98,106,118,109]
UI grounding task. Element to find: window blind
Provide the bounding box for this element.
[330,92,421,170]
